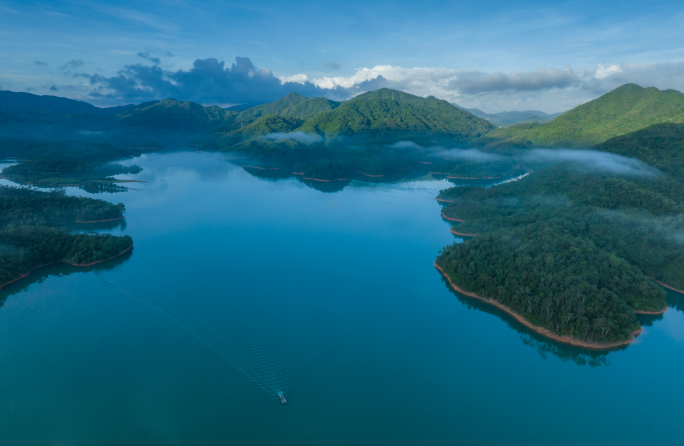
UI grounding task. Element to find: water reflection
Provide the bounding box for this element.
[440,276,614,366]
[0,250,133,309]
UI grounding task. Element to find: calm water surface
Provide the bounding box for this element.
[1,152,683,445]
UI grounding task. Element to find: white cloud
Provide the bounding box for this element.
[297,61,684,113]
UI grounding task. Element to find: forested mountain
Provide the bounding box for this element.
[485,84,684,148]
[214,115,304,146]
[298,89,494,140]
[456,106,563,127]
[436,159,684,344]
[115,98,233,130]
[279,97,340,120]
[0,186,132,289]
[0,90,131,117]
[593,123,684,177]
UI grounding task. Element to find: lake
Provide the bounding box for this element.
[1,151,683,445]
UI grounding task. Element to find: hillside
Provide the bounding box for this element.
[280,97,341,120]
[214,115,304,146]
[457,106,563,127]
[485,84,684,148]
[593,123,684,177]
[115,98,232,130]
[298,89,495,141]
[0,90,130,117]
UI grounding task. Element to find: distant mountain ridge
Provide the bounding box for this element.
[454,105,564,127]
[0,90,132,117]
[298,88,494,140]
[486,84,684,147]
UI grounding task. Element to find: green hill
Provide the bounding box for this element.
[116,98,232,130]
[486,84,684,148]
[298,88,495,141]
[0,90,131,117]
[593,123,684,177]
[214,114,304,146]
[280,97,340,120]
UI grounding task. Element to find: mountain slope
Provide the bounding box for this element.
[456,105,564,127]
[115,98,232,130]
[593,123,684,177]
[214,115,304,146]
[0,90,130,117]
[235,92,308,123]
[280,97,340,120]
[486,84,684,147]
[299,88,494,141]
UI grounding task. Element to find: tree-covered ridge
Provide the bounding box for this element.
[436,226,662,343]
[0,140,143,191]
[213,115,304,145]
[593,123,684,177]
[0,186,132,288]
[233,92,308,123]
[116,98,233,130]
[279,97,341,121]
[298,88,495,140]
[485,84,684,148]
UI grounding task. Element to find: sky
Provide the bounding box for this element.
[1,0,683,113]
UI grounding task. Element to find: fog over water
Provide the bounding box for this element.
[0,151,683,445]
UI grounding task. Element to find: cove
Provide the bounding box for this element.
[1,151,683,446]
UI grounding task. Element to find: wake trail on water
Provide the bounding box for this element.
[97,265,297,401]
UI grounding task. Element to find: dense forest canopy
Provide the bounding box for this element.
[483,84,684,148]
[0,186,132,289]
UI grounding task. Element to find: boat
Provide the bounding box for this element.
[278,391,287,405]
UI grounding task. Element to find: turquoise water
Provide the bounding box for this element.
[1,152,683,445]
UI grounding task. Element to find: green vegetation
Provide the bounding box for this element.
[436,159,684,343]
[484,84,684,148]
[0,140,142,190]
[116,98,233,130]
[593,123,684,177]
[298,89,494,141]
[0,186,132,288]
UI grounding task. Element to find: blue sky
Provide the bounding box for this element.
[1,0,683,112]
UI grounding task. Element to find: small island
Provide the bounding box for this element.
[0,186,133,291]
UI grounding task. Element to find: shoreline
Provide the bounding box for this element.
[357,171,384,177]
[441,212,463,222]
[435,198,455,203]
[649,278,684,296]
[450,228,475,237]
[0,246,133,291]
[434,262,641,350]
[74,217,125,224]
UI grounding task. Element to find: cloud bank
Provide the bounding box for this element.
[71,55,684,112]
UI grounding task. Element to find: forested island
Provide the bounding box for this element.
[0,186,132,291]
[2,82,684,348]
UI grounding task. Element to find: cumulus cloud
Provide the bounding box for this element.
[60,59,85,69]
[72,55,684,111]
[262,131,322,144]
[523,149,660,176]
[307,61,684,112]
[447,66,579,94]
[137,51,161,65]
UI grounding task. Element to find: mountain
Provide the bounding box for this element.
[298,88,495,141]
[214,115,304,146]
[458,106,563,127]
[486,84,684,148]
[234,92,309,123]
[593,123,684,177]
[0,90,131,117]
[279,97,340,121]
[115,98,232,130]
